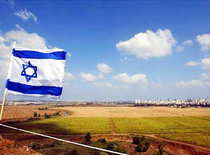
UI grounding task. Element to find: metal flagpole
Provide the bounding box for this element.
[0,41,16,121]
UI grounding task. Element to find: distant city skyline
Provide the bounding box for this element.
[0,0,210,100]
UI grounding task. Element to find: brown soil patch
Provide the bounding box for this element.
[0,135,40,155]
[0,105,56,121]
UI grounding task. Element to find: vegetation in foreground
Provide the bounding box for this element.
[28,135,128,155]
[11,116,210,148]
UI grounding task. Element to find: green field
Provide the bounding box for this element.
[13,116,210,148]
[113,117,210,147]
[16,117,111,134]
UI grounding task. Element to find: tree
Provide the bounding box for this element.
[133,136,140,144]
[157,143,164,155]
[85,132,91,142]
[44,113,50,118]
[33,112,38,117]
[135,137,150,153]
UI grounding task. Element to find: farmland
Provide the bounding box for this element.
[1,105,56,120]
[54,106,210,117]
[15,117,111,134]
[13,116,210,148]
[1,105,210,154]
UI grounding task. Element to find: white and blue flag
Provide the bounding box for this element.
[6,48,66,97]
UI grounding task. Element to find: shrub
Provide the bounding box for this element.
[53,111,61,116]
[99,152,109,155]
[28,143,41,149]
[42,143,50,148]
[97,138,106,143]
[107,142,117,151]
[44,113,51,118]
[85,132,91,142]
[157,143,164,155]
[135,137,150,152]
[33,112,38,117]
[70,149,78,155]
[64,149,78,155]
[133,136,140,144]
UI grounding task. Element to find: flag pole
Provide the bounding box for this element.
[0,89,7,120]
[0,41,16,121]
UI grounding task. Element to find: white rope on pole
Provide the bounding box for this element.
[0,123,127,155]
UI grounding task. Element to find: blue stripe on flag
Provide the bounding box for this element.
[13,49,66,60]
[6,80,62,96]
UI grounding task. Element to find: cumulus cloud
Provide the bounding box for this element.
[80,72,97,81]
[64,72,74,80]
[7,26,47,49]
[176,71,210,88]
[196,34,210,51]
[201,73,210,80]
[176,80,204,88]
[0,25,48,79]
[94,82,113,88]
[183,40,192,45]
[113,73,147,84]
[15,9,38,22]
[97,63,112,74]
[185,61,200,66]
[97,73,104,79]
[201,57,210,70]
[116,29,175,59]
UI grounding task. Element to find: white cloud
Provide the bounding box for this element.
[196,34,210,51]
[97,63,112,74]
[80,72,97,81]
[97,73,104,79]
[185,61,200,66]
[201,73,210,80]
[116,29,176,59]
[113,73,147,84]
[94,82,113,88]
[176,71,210,88]
[15,9,38,22]
[201,57,210,70]
[176,80,204,88]
[64,72,74,80]
[0,26,48,79]
[6,25,47,49]
[183,40,192,45]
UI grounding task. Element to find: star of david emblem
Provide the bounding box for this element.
[21,61,37,82]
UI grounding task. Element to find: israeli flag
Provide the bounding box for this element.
[6,48,66,98]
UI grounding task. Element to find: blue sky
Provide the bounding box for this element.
[0,0,210,100]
